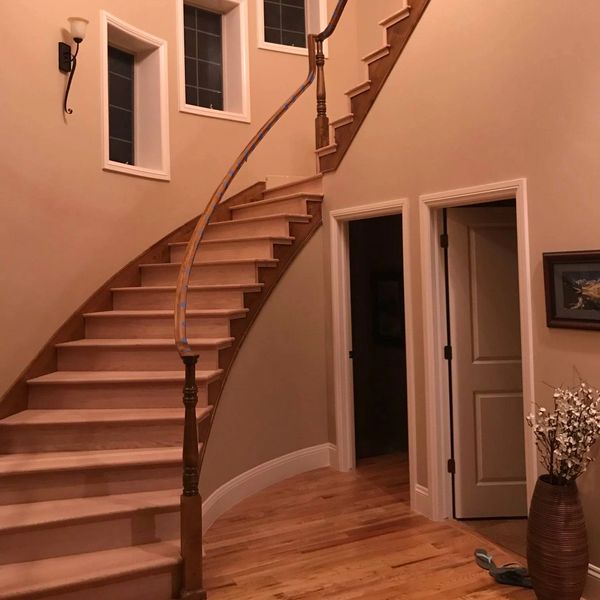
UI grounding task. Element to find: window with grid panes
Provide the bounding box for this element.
[264,0,306,48]
[184,4,224,110]
[108,46,135,165]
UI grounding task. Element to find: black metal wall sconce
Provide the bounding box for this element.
[58,17,89,115]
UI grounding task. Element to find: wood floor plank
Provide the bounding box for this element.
[203,454,534,599]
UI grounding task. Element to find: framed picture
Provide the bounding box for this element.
[543,251,600,330]
[372,272,405,345]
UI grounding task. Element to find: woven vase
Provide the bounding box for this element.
[527,475,589,600]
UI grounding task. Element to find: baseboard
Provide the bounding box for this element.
[202,443,335,533]
[413,484,431,517]
[585,564,600,600]
[328,443,339,470]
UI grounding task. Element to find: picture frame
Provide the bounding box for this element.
[543,251,600,330]
[372,272,405,345]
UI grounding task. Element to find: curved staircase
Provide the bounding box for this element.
[0,175,323,600]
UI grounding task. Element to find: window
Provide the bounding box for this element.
[108,46,135,165]
[184,5,224,110]
[101,12,171,181]
[257,0,326,56]
[178,0,250,123]
[263,0,306,48]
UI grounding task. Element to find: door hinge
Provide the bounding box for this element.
[349,350,354,359]
[444,345,453,361]
[440,233,449,249]
[447,458,456,475]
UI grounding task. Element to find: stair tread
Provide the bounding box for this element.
[264,174,323,195]
[0,446,187,476]
[111,283,264,292]
[208,213,311,227]
[379,5,411,27]
[0,540,180,600]
[230,192,323,211]
[56,337,233,349]
[1,407,211,426]
[0,489,180,533]
[83,308,249,318]
[362,44,391,62]
[169,235,294,247]
[140,258,279,268]
[28,369,222,385]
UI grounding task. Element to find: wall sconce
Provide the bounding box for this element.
[58,17,89,115]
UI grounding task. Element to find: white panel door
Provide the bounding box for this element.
[447,206,527,518]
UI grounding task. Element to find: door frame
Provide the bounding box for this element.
[329,198,421,512]
[419,179,537,521]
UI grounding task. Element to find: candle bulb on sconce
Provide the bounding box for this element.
[58,17,89,115]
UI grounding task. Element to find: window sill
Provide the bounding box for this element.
[103,161,171,181]
[258,40,309,57]
[180,103,250,123]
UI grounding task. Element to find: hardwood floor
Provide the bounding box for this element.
[203,454,534,599]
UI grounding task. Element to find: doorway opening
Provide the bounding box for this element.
[348,215,408,462]
[442,200,528,557]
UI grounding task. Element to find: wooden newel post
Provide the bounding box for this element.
[180,355,207,600]
[315,38,329,149]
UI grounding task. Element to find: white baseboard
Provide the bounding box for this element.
[585,564,600,600]
[202,443,336,533]
[413,484,431,517]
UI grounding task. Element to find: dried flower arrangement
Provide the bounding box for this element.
[527,382,600,485]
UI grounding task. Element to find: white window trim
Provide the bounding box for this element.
[177,0,251,123]
[100,11,171,181]
[256,0,328,57]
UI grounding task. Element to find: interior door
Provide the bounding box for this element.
[447,206,527,518]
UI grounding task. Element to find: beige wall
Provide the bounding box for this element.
[321,0,600,584]
[201,230,328,495]
[0,0,360,397]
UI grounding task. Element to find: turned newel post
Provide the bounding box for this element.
[315,38,329,149]
[180,355,207,600]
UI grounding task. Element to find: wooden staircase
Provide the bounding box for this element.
[316,0,431,173]
[0,175,323,599]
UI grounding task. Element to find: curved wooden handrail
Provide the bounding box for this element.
[174,0,348,357]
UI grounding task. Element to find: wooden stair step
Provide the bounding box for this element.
[0,540,181,600]
[204,213,310,241]
[262,174,323,199]
[331,114,354,129]
[0,490,181,565]
[230,193,323,220]
[362,45,391,65]
[28,370,220,386]
[316,143,338,158]
[379,5,411,29]
[345,80,372,99]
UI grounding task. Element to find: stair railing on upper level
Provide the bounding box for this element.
[173,2,348,598]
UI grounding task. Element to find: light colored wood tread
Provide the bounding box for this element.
[0,489,180,534]
[0,540,180,600]
[362,45,391,64]
[263,174,323,195]
[168,235,294,248]
[379,5,411,28]
[83,308,249,319]
[316,143,338,157]
[0,446,188,476]
[207,213,311,227]
[345,80,372,98]
[56,337,233,349]
[1,407,211,426]
[139,258,279,269]
[331,114,354,128]
[111,283,264,293]
[27,369,222,386]
[230,192,323,211]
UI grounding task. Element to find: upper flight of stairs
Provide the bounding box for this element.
[317,0,431,173]
[0,175,323,600]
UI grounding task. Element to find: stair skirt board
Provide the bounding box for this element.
[202,443,336,534]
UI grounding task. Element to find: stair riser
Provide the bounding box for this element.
[204,217,293,241]
[0,464,181,506]
[57,346,220,372]
[170,239,276,263]
[113,288,245,310]
[0,421,185,453]
[141,263,259,286]
[19,569,179,600]
[85,316,234,339]
[263,179,322,200]
[28,382,208,410]
[0,510,178,566]
[232,197,308,220]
